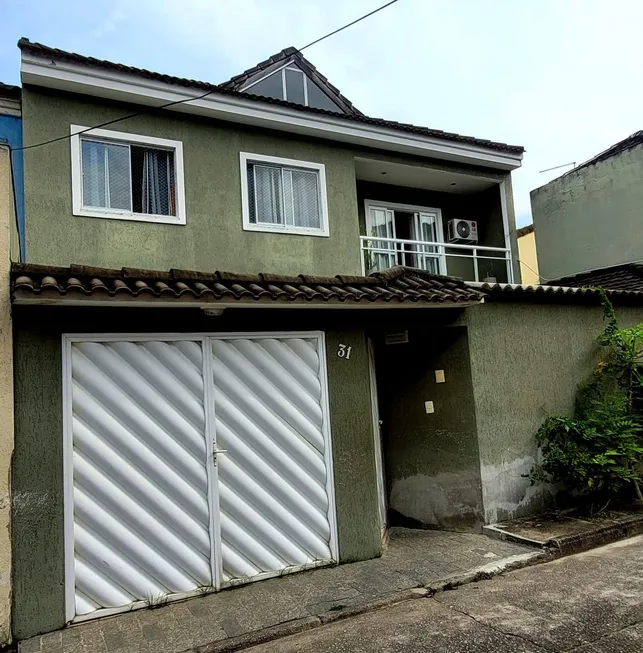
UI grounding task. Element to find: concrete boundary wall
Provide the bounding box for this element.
[463,301,643,523]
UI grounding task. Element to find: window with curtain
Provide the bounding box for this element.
[80,138,176,217]
[247,160,323,232]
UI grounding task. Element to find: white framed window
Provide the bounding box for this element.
[70,125,186,225]
[240,152,329,237]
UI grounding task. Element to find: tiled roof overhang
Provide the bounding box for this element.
[469,281,643,305]
[546,263,643,293]
[11,264,485,309]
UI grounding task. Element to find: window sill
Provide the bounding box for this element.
[74,208,186,226]
[243,223,329,237]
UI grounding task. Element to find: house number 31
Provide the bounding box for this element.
[337,344,352,360]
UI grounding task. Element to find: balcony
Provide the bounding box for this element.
[354,157,516,284]
[360,236,513,282]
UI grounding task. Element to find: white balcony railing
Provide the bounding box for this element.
[360,236,514,283]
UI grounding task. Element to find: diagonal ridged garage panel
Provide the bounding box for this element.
[212,337,335,582]
[70,341,212,617]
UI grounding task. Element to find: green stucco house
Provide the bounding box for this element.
[10,38,643,644]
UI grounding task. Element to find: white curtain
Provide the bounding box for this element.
[142,150,171,215]
[81,140,130,210]
[253,165,283,224]
[366,208,396,272]
[287,170,320,229]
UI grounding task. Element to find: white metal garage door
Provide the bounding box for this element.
[64,333,336,622]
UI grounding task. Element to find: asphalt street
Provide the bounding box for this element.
[248,535,643,652]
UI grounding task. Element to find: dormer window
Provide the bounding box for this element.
[241,64,343,113]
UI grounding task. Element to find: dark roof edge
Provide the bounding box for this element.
[516,224,534,238]
[0,82,21,98]
[533,130,643,192]
[469,281,643,305]
[18,38,524,156]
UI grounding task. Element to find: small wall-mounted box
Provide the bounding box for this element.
[435,370,445,383]
[424,401,435,414]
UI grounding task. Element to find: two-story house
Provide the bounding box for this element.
[531,130,643,287]
[14,38,604,644]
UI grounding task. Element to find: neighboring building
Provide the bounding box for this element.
[531,130,643,282]
[0,83,24,261]
[516,223,539,285]
[12,38,643,646]
[0,83,21,649]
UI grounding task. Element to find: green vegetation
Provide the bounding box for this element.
[529,290,643,509]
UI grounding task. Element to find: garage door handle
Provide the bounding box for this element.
[212,448,227,464]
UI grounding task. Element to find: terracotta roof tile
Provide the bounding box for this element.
[11,264,484,307]
[546,263,643,293]
[469,278,643,304]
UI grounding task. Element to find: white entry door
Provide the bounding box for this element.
[365,206,396,272]
[64,333,337,622]
[412,212,443,274]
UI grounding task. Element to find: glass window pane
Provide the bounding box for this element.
[289,169,320,228]
[285,68,305,105]
[306,81,343,112]
[81,139,131,210]
[131,146,175,215]
[251,164,283,224]
[246,72,284,100]
[81,140,107,208]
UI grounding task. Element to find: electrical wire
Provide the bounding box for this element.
[296,0,399,52]
[10,0,401,154]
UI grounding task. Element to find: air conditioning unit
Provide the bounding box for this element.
[447,219,478,243]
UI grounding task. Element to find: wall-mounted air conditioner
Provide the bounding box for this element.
[447,219,478,243]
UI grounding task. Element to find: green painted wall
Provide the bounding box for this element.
[357,181,512,282]
[374,326,483,531]
[325,329,382,561]
[11,307,381,639]
[12,325,65,639]
[22,88,519,280]
[531,143,643,280]
[462,301,643,523]
[22,89,362,276]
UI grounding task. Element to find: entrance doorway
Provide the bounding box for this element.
[370,326,484,532]
[364,201,445,274]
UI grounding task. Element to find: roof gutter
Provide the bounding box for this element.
[21,53,523,171]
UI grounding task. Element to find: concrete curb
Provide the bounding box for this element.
[425,551,549,594]
[549,515,643,555]
[318,587,428,625]
[483,524,547,549]
[484,512,643,556]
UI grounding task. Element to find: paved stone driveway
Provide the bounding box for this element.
[20,528,534,653]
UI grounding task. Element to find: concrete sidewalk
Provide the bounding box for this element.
[20,529,537,653]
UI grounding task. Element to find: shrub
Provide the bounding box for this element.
[529,291,643,508]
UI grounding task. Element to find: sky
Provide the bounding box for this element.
[1,0,642,227]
